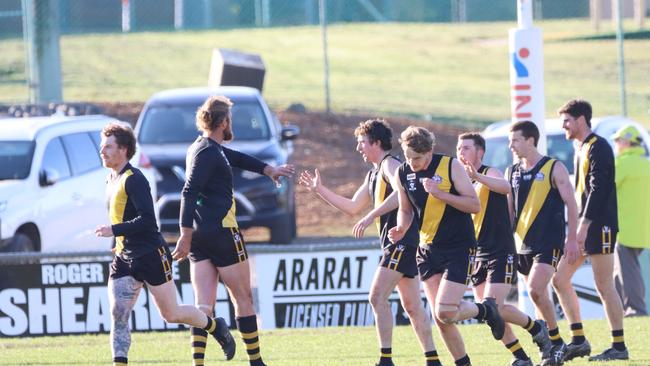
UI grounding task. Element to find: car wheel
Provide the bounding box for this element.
[5,233,36,252]
[269,214,293,244]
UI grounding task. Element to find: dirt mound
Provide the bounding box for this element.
[98,102,470,240]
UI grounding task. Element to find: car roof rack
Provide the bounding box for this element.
[0,102,103,119]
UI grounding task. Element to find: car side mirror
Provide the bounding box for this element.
[39,168,60,187]
[280,124,300,141]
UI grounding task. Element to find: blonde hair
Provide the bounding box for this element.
[399,126,435,153]
[195,95,233,133]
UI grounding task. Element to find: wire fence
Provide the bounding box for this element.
[0,0,648,122]
[0,0,596,35]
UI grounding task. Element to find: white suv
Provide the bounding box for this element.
[482,116,650,175]
[0,115,156,253]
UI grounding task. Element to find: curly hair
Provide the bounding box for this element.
[101,122,136,160]
[353,119,393,151]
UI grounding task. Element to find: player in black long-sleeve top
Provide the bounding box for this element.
[553,99,628,362]
[95,123,235,366]
[173,96,293,366]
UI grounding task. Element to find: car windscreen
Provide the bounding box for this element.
[138,102,271,144]
[483,134,575,175]
[0,141,35,180]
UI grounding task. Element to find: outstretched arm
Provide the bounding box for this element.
[299,169,371,216]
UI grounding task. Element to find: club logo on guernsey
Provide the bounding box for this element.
[512,171,521,188]
[407,173,417,191]
[535,172,544,181]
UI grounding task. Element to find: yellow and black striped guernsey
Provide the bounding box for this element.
[397,154,475,248]
[367,154,418,248]
[107,163,162,260]
[472,165,516,260]
[180,136,267,231]
[575,133,618,230]
[508,156,564,253]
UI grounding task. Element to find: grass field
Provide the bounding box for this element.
[1,19,649,127]
[1,318,649,365]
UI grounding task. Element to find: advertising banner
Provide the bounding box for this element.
[0,246,604,337]
[253,249,384,329]
[0,260,232,337]
[251,248,476,330]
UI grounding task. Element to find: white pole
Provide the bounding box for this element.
[319,0,331,113]
[510,0,547,317]
[174,0,184,30]
[590,0,601,31]
[121,0,130,32]
[615,0,628,116]
[262,0,271,27]
[517,0,533,28]
[509,0,547,155]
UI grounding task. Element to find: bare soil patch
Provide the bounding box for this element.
[99,103,470,242]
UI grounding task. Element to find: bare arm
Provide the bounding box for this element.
[352,190,399,238]
[459,157,511,195]
[505,168,515,224]
[552,162,580,263]
[352,157,401,238]
[388,173,414,243]
[424,159,480,214]
[476,167,511,195]
[367,157,401,218]
[299,169,371,216]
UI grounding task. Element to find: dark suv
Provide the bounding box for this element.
[135,86,299,243]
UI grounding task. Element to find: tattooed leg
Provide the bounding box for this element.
[109,276,143,360]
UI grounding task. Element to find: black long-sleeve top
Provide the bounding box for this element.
[180,136,267,231]
[108,163,163,259]
[575,133,618,229]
